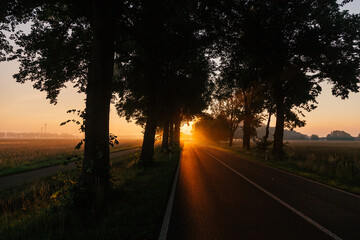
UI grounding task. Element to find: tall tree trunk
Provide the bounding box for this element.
[169,121,174,148]
[174,115,181,147]
[243,116,251,150]
[161,120,169,153]
[80,0,114,194]
[229,130,234,147]
[264,109,272,142]
[242,93,251,150]
[140,109,157,165]
[140,58,159,164]
[273,79,285,156]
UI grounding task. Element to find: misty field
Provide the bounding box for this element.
[285,140,360,186]
[0,139,142,176]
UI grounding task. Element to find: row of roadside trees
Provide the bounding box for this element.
[197,0,359,154]
[1,0,359,200]
[1,0,220,200]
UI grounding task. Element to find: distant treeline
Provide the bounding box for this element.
[235,127,360,141]
[325,130,358,141]
[193,116,360,142]
[0,132,79,139]
[234,126,308,141]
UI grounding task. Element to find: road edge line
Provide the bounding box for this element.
[158,149,183,240]
[204,150,343,240]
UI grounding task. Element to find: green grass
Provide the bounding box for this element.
[214,140,360,195]
[110,145,141,153]
[0,153,82,177]
[0,139,142,177]
[0,147,180,240]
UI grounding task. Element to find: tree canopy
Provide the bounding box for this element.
[217,0,360,154]
[114,0,216,163]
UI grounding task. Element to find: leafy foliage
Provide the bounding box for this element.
[326,130,354,141]
[211,91,244,137]
[218,0,360,153]
[60,109,86,133]
[9,1,92,104]
[115,0,215,127]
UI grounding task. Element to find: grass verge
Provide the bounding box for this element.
[0,153,82,178]
[0,146,141,178]
[0,147,180,240]
[213,142,360,196]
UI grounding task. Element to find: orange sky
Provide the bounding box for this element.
[1,59,359,138]
[0,60,143,137]
[0,1,359,138]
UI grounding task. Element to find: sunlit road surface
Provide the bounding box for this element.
[167,142,360,240]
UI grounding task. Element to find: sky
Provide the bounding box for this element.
[0,61,143,138]
[0,1,359,138]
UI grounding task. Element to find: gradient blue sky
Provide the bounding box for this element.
[0,1,359,137]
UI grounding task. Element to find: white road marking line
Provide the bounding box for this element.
[204,150,343,240]
[158,150,183,240]
[208,144,360,199]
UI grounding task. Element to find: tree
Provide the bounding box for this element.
[159,51,213,152]
[0,25,11,62]
[212,91,244,147]
[240,87,265,150]
[5,0,128,196]
[116,41,213,163]
[221,0,360,156]
[161,121,170,153]
[262,104,275,148]
[80,0,115,194]
[327,130,354,141]
[217,56,267,150]
[341,0,354,6]
[115,0,214,164]
[192,114,229,142]
[310,134,319,140]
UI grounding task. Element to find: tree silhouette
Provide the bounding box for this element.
[0,26,11,62]
[212,91,244,147]
[115,0,214,164]
[193,114,229,142]
[4,0,130,196]
[310,134,319,140]
[217,54,266,150]
[327,130,354,141]
[220,0,360,156]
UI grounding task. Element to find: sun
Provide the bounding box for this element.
[181,121,194,135]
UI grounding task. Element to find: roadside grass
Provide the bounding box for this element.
[0,147,180,240]
[0,139,142,177]
[110,144,141,153]
[214,140,360,195]
[0,154,82,177]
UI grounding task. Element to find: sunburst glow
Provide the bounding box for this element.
[181,121,194,136]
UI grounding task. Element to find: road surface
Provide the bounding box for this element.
[0,147,140,191]
[166,142,360,240]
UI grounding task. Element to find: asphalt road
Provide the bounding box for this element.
[166,142,360,240]
[0,147,140,191]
